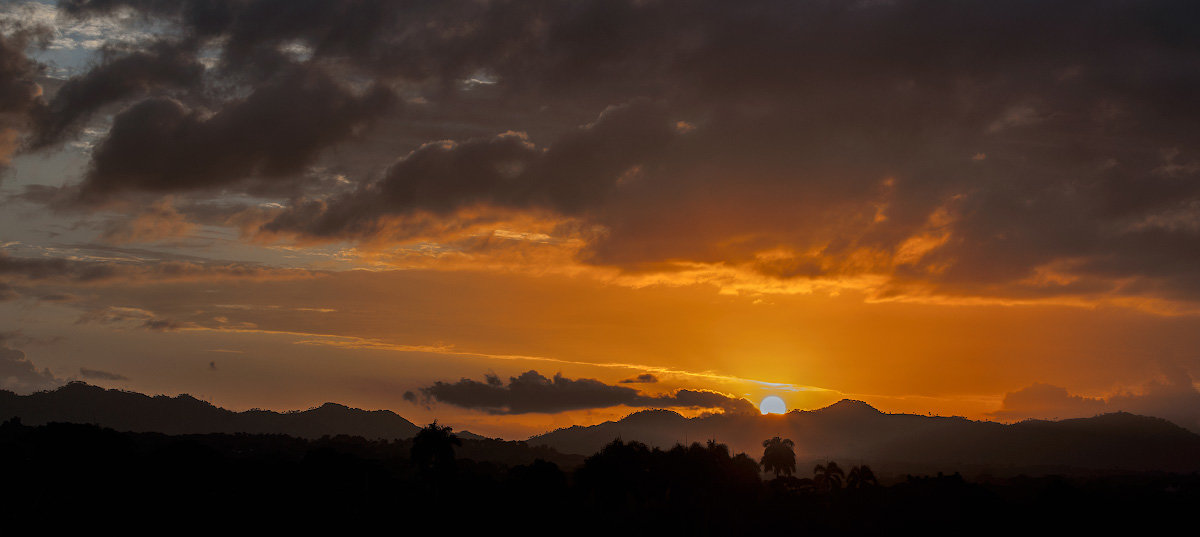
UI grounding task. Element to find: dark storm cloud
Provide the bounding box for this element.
[261,99,676,237]
[420,370,756,415]
[59,0,539,82]
[0,27,43,107]
[29,40,205,149]
[79,66,395,199]
[237,0,1200,306]
[14,1,1200,305]
[620,374,658,384]
[0,23,47,164]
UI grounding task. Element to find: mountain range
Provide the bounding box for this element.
[5,383,1200,474]
[529,399,1200,474]
[0,382,422,440]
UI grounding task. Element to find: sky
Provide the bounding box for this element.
[1,0,1199,439]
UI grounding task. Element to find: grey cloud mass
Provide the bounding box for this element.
[0,0,1197,307]
[421,370,756,415]
[29,40,205,149]
[79,65,395,200]
[261,99,675,237]
[0,22,46,164]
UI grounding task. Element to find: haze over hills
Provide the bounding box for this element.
[529,399,1200,474]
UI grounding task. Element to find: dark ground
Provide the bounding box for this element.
[2,418,1196,534]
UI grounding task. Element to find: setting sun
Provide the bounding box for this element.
[760,396,787,415]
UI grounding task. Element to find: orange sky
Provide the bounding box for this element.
[2,0,1200,438]
[5,264,1197,438]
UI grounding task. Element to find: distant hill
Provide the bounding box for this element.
[0,382,421,440]
[528,399,1200,474]
[455,430,493,440]
[11,385,1200,475]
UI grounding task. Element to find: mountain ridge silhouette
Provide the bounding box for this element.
[528,398,1200,473]
[6,385,1199,474]
[0,381,421,439]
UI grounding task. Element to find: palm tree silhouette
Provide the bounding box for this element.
[760,436,796,477]
[411,420,461,473]
[813,461,845,492]
[846,464,878,489]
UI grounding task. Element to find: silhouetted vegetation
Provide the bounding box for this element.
[1,417,1195,533]
[760,435,796,477]
[847,464,878,489]
[814,460,846,491]
[411,420,461,473]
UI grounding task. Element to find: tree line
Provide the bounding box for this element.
[1,418,1196,534]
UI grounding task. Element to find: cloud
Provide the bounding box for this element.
[989,366,1200,432]
[0,23,47,166]
[28,39,204,149]
[99,197,197,244]
[56,0,526,81]
[988,383,1107,420]
[0,249,317,286]
[0,333,64,393]
[7,0,1200,310]
[78,65,395,201]
[246,0,1200,309]
[78,367,127,381]
[139,318,188,331]
[620,373,658,384]
[420,370,756,415]
[35,293,79,302]
[76,306,194,331]
[260,99,675,239]
[1106,363,1200,432]
[0,281,18,301]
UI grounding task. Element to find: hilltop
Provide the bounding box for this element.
[0,381,420,439]
[529,399,1200,474]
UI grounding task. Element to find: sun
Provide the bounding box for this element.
[759,395,787,415]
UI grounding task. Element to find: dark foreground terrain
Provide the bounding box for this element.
[2,417,1196,534]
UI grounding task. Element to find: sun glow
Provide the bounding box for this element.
[760,395,787,415]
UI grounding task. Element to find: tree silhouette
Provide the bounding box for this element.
[760,436,796,477]
[706,438,730,459]
[847,464,878,490]
[814,461,845,492]
[411,420,461,473]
